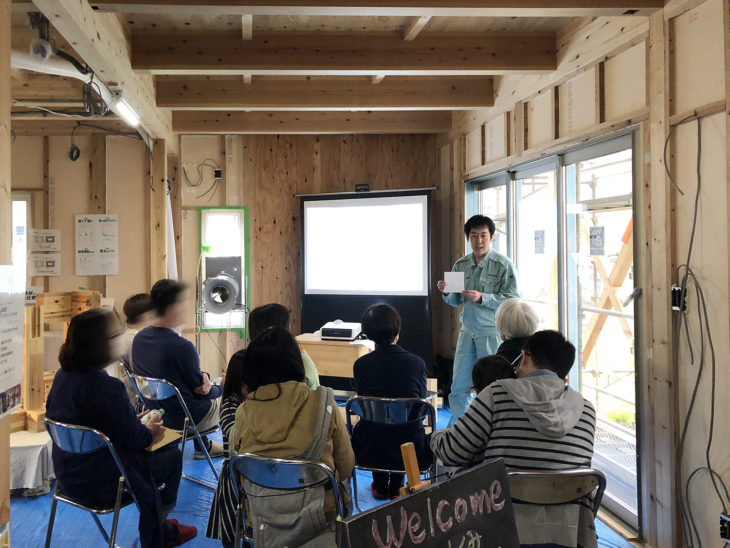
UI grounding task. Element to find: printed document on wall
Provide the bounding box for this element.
[75,214,119,276]
[0,265,24,418]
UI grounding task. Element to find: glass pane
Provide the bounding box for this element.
[477,185,507,255]
[202,211,243,257]
[576,149,633,202]
[516,171,558,330]
[569,148,638,526]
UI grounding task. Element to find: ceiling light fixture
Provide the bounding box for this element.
[111,92,140,127]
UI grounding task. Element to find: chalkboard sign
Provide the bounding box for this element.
[338,459,519,548]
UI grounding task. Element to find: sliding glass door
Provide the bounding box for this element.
[469,133,639,529]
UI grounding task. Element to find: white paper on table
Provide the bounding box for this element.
[444,271,465,293]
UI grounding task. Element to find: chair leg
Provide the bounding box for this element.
[194,428,220,481]
[44,496,58,548]
[351,471,362,513]
[108,478,125,547]
[91,513,111,544]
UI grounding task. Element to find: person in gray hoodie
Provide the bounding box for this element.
[431,330,596,547]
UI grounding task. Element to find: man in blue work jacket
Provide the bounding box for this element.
[437,214,520,426]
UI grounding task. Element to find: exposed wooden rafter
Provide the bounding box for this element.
[30,0,175,150]
[132,32,557,75]
[88,1,663,17]
[241,14,253,39]
[403,16,432,40]
[172,110,451,134]
[156,76,494,110]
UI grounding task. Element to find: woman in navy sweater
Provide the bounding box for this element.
[45,309,195,548]
[352,304,431,499]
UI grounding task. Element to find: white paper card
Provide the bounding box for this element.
[29,229,61,251]
[444,271,465,293]
[75,214,119,276]
[29,253,61,276]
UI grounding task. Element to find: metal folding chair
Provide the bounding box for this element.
[344,396,435,512]
[43,418,157,548]
[229,452,346,548]
[127,371,220,489]
[507,468,607,517]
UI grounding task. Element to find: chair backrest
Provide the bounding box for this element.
[44,418,137,503]
[344,396,435,434]
[507,468,607,517]
[229,452,346,519]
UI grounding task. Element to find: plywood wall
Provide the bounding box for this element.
[179,134,444,374]
[10,134,151,316]
[106,136,151,307]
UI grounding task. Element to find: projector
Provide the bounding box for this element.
[320,321,361,341]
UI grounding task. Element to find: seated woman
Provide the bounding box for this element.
[231,326,354,547]
[351,304,431,500]
[247,303,320,389]
[495,298,539,366]
[206,349,247,547]
[471,354,515,395]
[45,309,196,548]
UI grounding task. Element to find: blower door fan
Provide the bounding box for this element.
[202,273,239,314]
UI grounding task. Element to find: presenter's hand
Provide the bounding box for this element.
[436,280,449,295]
[462,290,483,304]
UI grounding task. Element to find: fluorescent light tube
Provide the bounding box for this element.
[112,96,140,127]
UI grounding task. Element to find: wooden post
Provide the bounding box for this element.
[150,139,168,283]
[88,134,107,295]
[645,11,678,547]
[0,0,12,540]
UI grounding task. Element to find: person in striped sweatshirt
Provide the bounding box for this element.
[431,329,597,547]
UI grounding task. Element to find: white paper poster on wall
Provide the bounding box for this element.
[590,226,605,256]
[75,214,119,276]
[0,265,24,419]
[29,229,61,252]
[29,253,61,277]
[534,230,545,255]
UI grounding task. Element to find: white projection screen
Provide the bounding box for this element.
[303,194,429,296]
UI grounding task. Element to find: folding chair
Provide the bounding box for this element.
[127,371,220,489]
[507,468,607,517]
[345,396,435,512]
[229,453,347,548]
[43,418,163,548]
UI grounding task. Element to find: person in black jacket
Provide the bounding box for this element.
[494,298,540,368]
[352,304,431,500]
[46,309,196,547]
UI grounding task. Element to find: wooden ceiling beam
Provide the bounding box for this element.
[133,32,556,75]
[11,118,133,135]
[88,1,663,17]
[30,0,174,150]
[172,110,451,134]
[156,76,494,110]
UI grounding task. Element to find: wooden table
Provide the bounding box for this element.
[296,333,373,378]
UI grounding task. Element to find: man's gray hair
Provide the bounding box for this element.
[495,298,539,340]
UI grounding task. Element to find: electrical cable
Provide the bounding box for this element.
[666,114,730,548]
[182,159,219,188]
